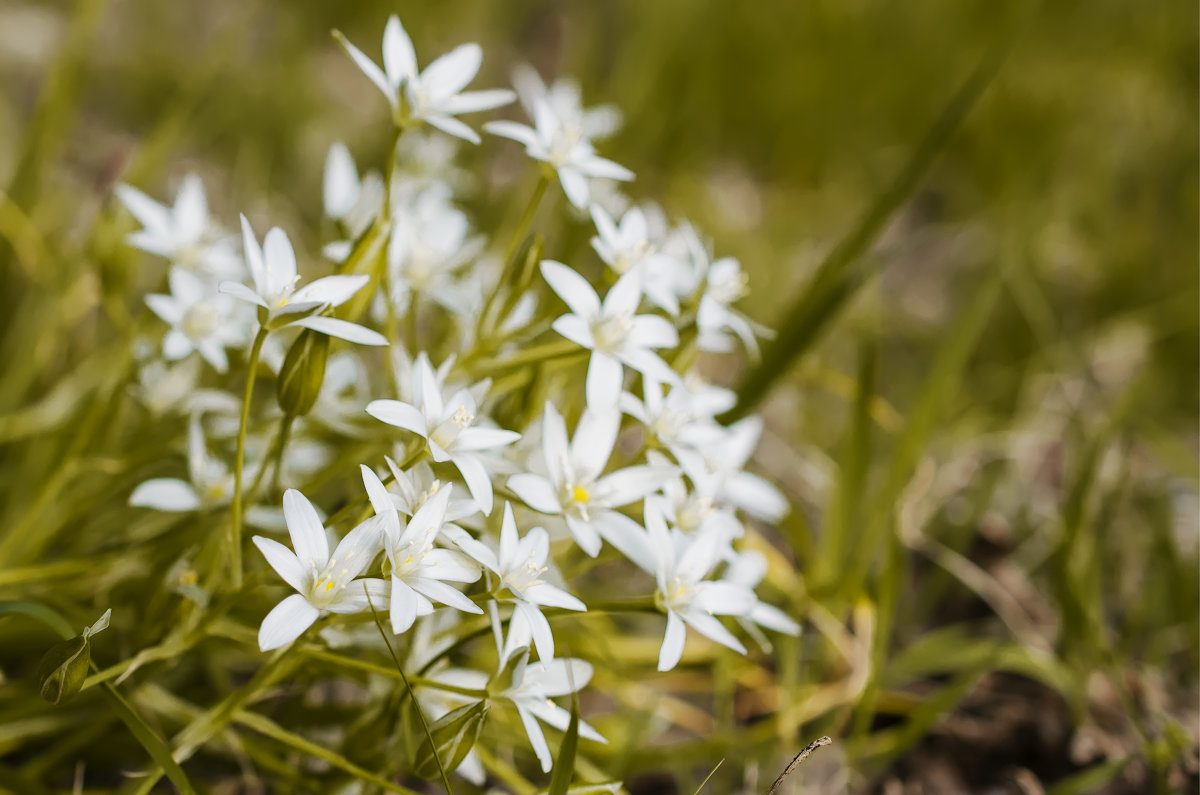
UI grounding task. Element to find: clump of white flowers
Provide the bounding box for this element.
[118,13,798,788]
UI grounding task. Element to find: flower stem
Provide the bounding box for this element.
[229,325,268,591]
[476,172,551,343]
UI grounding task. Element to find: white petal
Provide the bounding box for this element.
[452,453,494,516]
[564,516,601,557]
[283,489,330,568]
[239,215,266,296]
[328,518,384,581]
[658,611,686,672]
[603,270,643,318]
[725,472,789,522]
[129,478,199,512]
[252,535,308,593]
[291,315,388,346]
[508,474,561,514]
[218,280,268,308]
[558,166,590,209]
[453,427,521,452]
[390,577,420,633]
[262,227,297,299]
[114,184,169,233]
[516,705,552,773]
[366,399,428,436]
[259,594,320,651]
[421,43,482,101]
[404,481,451,541]
[594,465,673,507]
[683,610,746,654]
[483,120,540,149]
[173,174,208,242]
[590,511,655,573]
[524,583,586,613]
[339,33,394,103]
[579,154,634,182]
[540,402,569,483]
[412,578,481,614]
[290,274,368,307]
[323,142,359,219]
[498,502,518,569]
[360,465,401,540]
[630,315,679,349]
[570,407,619,483]
[551,314,594,349]
[586,352,623,409]
[145,293,182,325]
[424,115,481,145]
[381,15,417,87]
[540,260,600,319]
[441,88,515,115]
[750,603,802,636]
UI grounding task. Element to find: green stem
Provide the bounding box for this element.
[464,338,582,379]
[476,173,551,343]
[229,325,268,591]
[248,412,293,501]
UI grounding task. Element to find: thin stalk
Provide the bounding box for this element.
[476,173,551,343]
[229,325,269,590]
[248,412,294,500]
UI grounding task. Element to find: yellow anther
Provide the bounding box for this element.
[571,485,590,504]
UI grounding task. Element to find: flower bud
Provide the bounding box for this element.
[36,609,110,705]
[277,329,330,416]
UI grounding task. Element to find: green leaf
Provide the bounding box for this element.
[547,693,580,795]
[36,635,90,704]
[414,700,489,781]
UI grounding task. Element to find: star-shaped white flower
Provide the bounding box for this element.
[114,174,241,278]
[145,266,250,373]
[590,205,684,315]
[129,414,238,512]
[219,216,386,346]
[322,142,384,261]
[360,466,483,634]
[365,354,520,515]
[541,260,679,408]
[252,489,387,651]
[497,646,606,773]
[508,402,674,559]
[485,96,634,208]
[473,503,586,662]
[338,15,514,143]
[642,499,755,672]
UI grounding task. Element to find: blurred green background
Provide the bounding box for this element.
[0,0,1196,792]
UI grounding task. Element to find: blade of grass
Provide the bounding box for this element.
[692,758,724,794]
[233,709,421,795]
[365,586,453,795]
[721,2,1036,423]
[547,693,580,795]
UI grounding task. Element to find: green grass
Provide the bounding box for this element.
[0,1,1196,792]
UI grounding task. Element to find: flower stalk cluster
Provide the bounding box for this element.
[119,13,798,786]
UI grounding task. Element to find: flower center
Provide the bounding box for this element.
[182,302,219,338]
[430,406,474,450]
[591,312,632,353]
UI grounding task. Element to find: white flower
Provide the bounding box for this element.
[590,205,683,314]
[485,95,634,209]
[114,174,241,278]
[678,417,789,524]
[473,503,586,661]
[722,549,801,639]
[366,354,520,515]
[497,648,606,773]
[541,260,679,408]
[360,467,483,634]
[511,65,622,142]
[219,216,387,346]
[322,142,384,261]
[145,266,250,373]
[508,402,674,559]
[130,414,238,511]
[619,372,733,461]
[649,450,743,547]
[642,500,755,672]
[338,15,514,143]
[386,187,482,313]
[251,489,387,651]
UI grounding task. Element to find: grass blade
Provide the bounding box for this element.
[547,692,580,795]
[722,3,1035,422]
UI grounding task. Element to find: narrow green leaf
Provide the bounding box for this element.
[234,709,421,795]
[722,3,1035,422]
[414,701,489,781]
[547,693,580,795]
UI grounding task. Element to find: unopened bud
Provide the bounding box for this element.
[277,329,330,416]
[37,609,110,704]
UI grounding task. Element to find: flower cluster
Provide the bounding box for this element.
[119,13,798,784]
